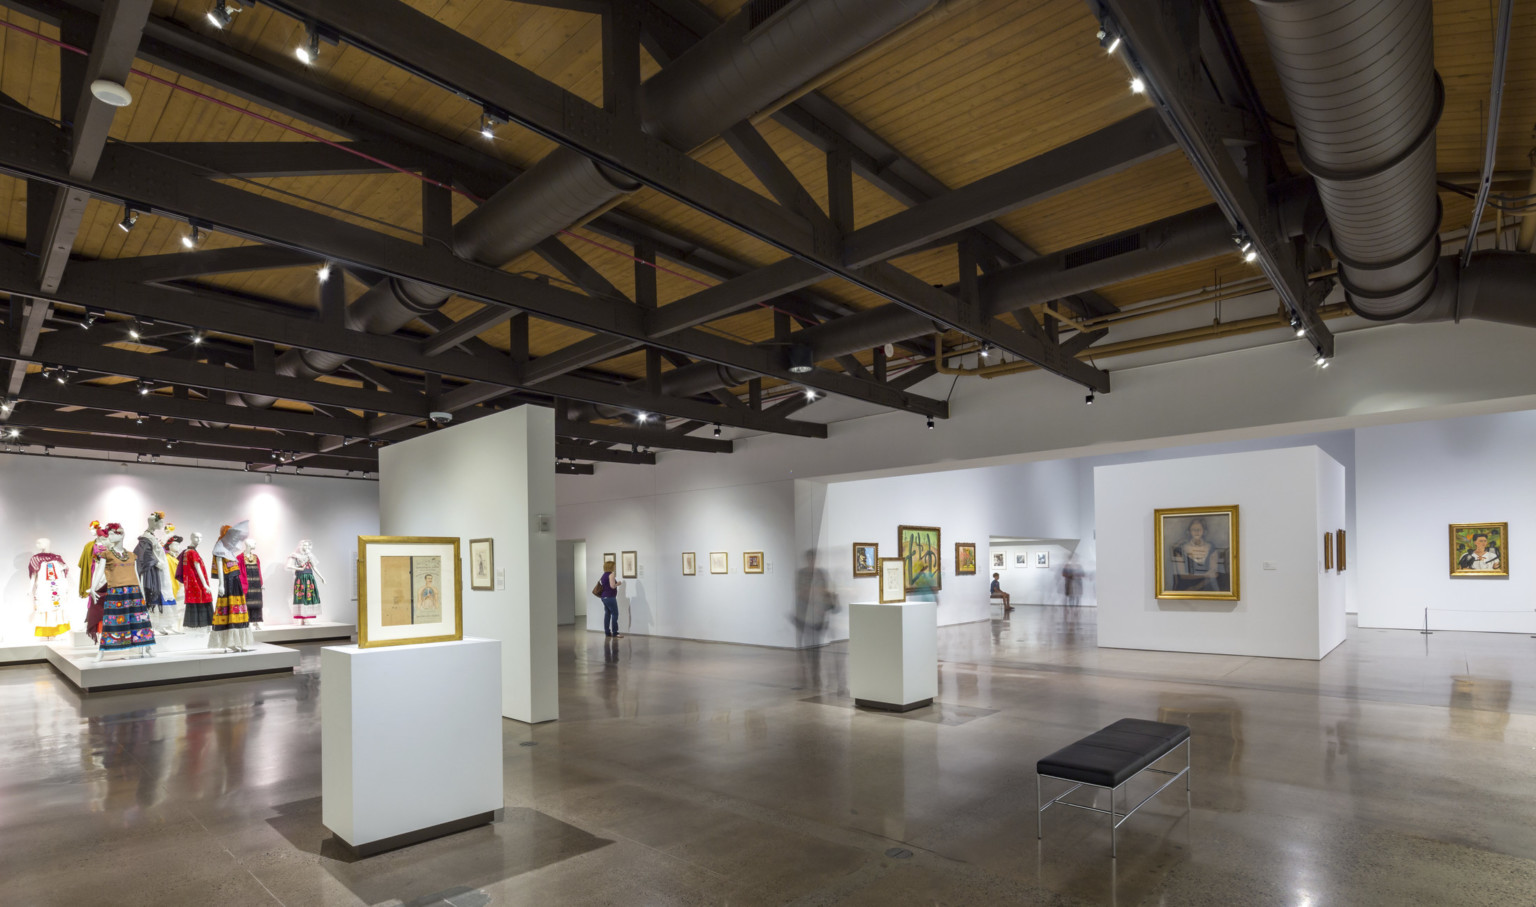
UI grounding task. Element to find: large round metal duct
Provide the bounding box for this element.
[1252,0,1442,319]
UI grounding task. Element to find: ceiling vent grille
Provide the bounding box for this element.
[749,0,798,30]
[1063,233,1141,270]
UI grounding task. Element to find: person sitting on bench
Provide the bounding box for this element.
[990,573,1012,613]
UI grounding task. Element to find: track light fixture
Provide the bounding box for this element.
[134,413,145,425]
[54,368,68,385]
[82,307,100,330]
[128,319,142,340]
[190,329,204,345]
[117,208,138,233]
[1096,26,1121,55]
[181,223,203,249]
[804,389,817,401]
[295,24,321,64]
[138,380,151,396]
[1232,230,1259,264]
[787,344,814,374]
[6,428,19,439]
[317,262,332,283]
[1292,317,1305,337]
[636,411,649,424]
[1085,391,1095,405]
[713,423,721,438]
[479,108,507,139]
[206,0,237,29]
[0,399,10,414]
[1129,75,1145,95]
[926,414,935,430]
[1316,353,1330,369]
[979,342,992,359]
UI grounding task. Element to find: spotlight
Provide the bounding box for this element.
[1244,248,1258,263]
[0,399,10,413]
[190,330,203,345]
[713,423,721,438]
[926,414,934,430]
[636,412,649,424]
[54,368,67,385]
[479,108,507,139]
[1096,27,1121,55]
[134,413,145,425]
[317,262,332,283]
[787,343,814,374]
[1129,76,1145,94]
[165,440,174,449]
[138,380,151,396]
[295,25,321,64]
[244,463,251,472]
[804,389,816,401]
[6,428,18,439]
[82,308,100,330]
[1085,391,1095,405]
[128,320,142,340]
[1316,354,1330,369]
[1292,318,1305,337]
[206,0,237,29]
[181,224,202,249]
[117,208,138,233]
[980,342,992,359]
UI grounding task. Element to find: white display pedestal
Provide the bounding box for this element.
[44,633,300,691]
[848,601,938,712]
[254,620,355,644]
[0,639,49,664]
[322,637,503,856]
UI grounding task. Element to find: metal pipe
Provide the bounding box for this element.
[1461,0,1516,267]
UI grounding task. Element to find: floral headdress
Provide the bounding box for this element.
[89,519,107,538]
[103,522,125,535]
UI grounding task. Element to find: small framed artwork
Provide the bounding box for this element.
[709,551,729,574]
[621,550,638,578]
[1324,531,1334,571]
[357,535,463,648]
[955,542,977,575]
[682,551,696,575]
[744,551,764,574]
[1154,505,1240,601]
[853,542,879,576]
[1034,551,1049,568]
[1336,528,1346,572]
[1014,552,1028,567]
[1450,522,1507,577]
[897,524,942,592]
[991,551,1007,570]
[878,557,906,603]
[602,552,616,570]
[468,537,494,591]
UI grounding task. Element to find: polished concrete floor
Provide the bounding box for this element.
[3,608,1535,906]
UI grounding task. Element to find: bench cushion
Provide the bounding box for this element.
[1036,719,1190,788]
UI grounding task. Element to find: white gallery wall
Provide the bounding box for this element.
[380,406,557,724]
[0,455,376,642]
[1094,446,1346,660]
[1356,410,1536,633]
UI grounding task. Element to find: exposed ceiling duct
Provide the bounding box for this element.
[245,0,936,408]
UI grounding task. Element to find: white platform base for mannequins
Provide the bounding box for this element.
[44,631,300,691]
[0,639,51,664]
[323,638,503,855]
[254,621,355,643]
[849,601,939,712]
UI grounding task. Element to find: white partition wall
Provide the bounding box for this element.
[1094,446,1346,660]
[379,406,557,724]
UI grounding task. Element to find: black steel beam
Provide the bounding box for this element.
[15,375,372,435]
[70,245,322,283]
[4,402,375,458]
[4,296,48,400]
[556,417,730,453]
[556,461,595,475]
[420,305,517,356]
[131,140,428,178]
[646,258,825,338]
[6,425,369,470]
[557,440,654,465]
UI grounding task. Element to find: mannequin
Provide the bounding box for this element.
[238,541,265,628]
[28,538,70,639]
[93,522,155,660]
[180,531,214,629]
[285,540,326,621]
[135,512,180,637]
[78,521,107,643]
[209,522,254,652]
[156,527,184,635]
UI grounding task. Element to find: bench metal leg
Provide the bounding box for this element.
[1036,773,1042,839]
[1110,785,1117,858]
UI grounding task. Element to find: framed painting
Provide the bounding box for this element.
[1450,522,1507,577]
[853,542,880,576]
[897,524,942,592]
[744,551,765,574]
[878,557,906,603]
[1154,505,1240,601]
[682,551,696,576]
[1034,551,1049,568]
[709,551,729,574]
[602,552,616,571]
[1014,552,1028,567]
[1324,531,1333,571]
[955,542,977,575]
[991,551,1007,570]
[357,535,463,648]
[1336,528,1346,572]
[621,550,638,578]
[468,537,494,591]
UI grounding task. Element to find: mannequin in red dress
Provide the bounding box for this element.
[180,531,214,629]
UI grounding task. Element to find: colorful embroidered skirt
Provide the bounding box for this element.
[32,601,70,638]
[245,577,264,623]
[99,585,155,651]
[293,569,320,618]
[209,588,254,650]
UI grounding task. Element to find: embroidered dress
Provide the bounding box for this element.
[98,547,155,652]
[78,537,103,641]
[134,533,169,612]
[208,556,254,649]
[292,559,321,619]
[180,548,214,627]
[28,553,70,638]
[239,553,264,623]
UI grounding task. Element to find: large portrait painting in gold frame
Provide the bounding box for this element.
[1449,522,1507,577]
[358,536,464,648]
[1154,506,1240,601]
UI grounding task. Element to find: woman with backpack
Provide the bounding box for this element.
[593,559,623,638]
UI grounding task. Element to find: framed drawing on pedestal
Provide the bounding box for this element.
[1154,505,1239,601]
[878,558,906,603]
[357,536,463,648]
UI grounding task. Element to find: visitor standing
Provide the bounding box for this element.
[596,559,623,638]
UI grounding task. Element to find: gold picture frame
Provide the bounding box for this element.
[1449,522,1507,577]
[621,550,638,578]
[853,542,879,576]
[1154,506,1240,601]
[744,551,764,574]
[955,542,977,575]
[468,537,493,590]
[709,551,728,574]
[357,535,464,648]
[1324,531,1333,571]
[878,557,906,603]
[897,524,942,592]
[682,551,696,575]
[1336,528,1346,572]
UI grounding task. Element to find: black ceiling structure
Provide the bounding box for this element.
[0,0,1334,474]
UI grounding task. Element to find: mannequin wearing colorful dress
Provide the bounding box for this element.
[285,540,326,621]
[78,521,106,642]
[238,543,265,627]
[180,532,214,629]
[157,530,184,634]
[209,523,254,652]
[93,523,155,660]
[135,512,181,637]
[28,538,70,639]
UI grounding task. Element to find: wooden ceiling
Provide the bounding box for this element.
[0,0,1522,469]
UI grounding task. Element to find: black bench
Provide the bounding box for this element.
[1036,718,1191,858]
